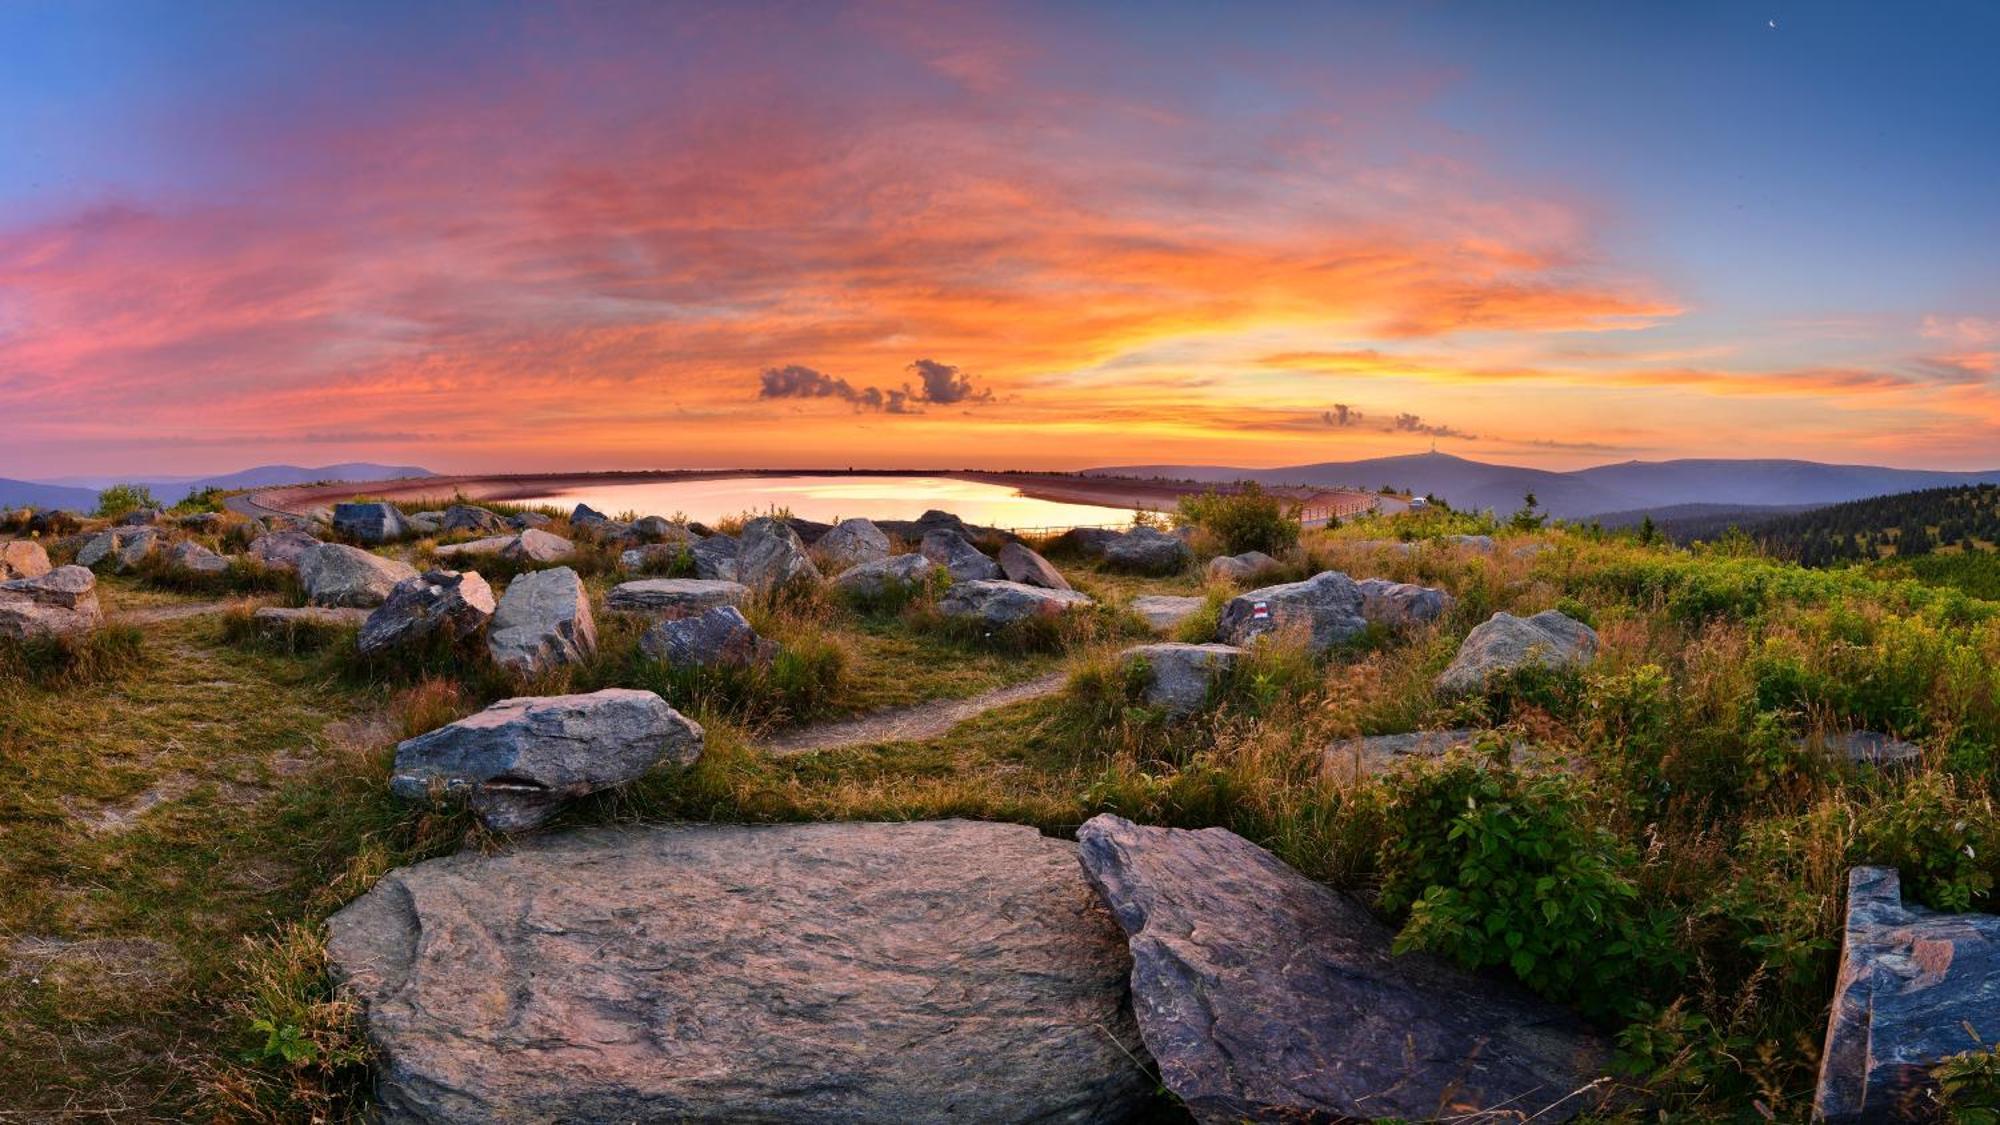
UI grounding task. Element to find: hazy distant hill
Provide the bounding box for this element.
[1088,452,2000,519]
[0,462,433,511]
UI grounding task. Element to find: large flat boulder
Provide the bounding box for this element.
[1436,610,1598,698]
[390,688,701,831]
[605,578,747,619]
[1102,527,1192,574]
[812,517,891,572]
[0,565,103,640]
[299,544,421,608]
[938,579,1091,627]
[830,553,935,601]
[998,541,1070,590]
[1216,570,1367,652]
[333,502,410,544]
[1816,867,2000,1122]
[919,529,1001,581]
[639,604,775,669]
[486,566,596,679]
[1076,815,1610,1123]
[0,540,52,580]
[327,820,1150,1123]
[1119,643,1242,715]
[1356,577,1454,628]
[358,570,496,657]
[737,517,821,593]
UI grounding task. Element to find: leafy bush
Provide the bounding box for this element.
[1175,481,1300,556]
[94,482,158,518]
[1934,1044,2000,1125]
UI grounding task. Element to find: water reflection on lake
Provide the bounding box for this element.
[518,475,1136,529]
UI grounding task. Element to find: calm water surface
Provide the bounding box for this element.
[518,475,1136,529]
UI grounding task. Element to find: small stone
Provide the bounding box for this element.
[1356,577,1454,628]
[487,566,596,679]
[919,529,1001,581]
[1322,729,1482,783]
[246,530,322,573]
[1102,527,1192,574]
[252,605,371,636]
[440,505,506,534]
[163,539,231,576]
[1205,551,1279,584]
[1435,610,1598,698]
[997,541,1071,590]
[812,517,892,572]
[690,535,739,581]
[1806,730,1924,768]
[737,517,821,593]
[332,502,410,544]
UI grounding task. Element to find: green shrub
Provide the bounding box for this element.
[94,482,158,518]
[1934,1043,2000,1124]
[1175,481,1301,556]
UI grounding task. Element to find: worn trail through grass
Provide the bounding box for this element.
[757,671,1070,756]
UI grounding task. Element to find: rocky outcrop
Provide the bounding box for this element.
[299,544,420,609]
[77,526,160,573]
[429,535,512,560]
[1816,867,2000,1122]
[831,553,935,601]
[605,578,747,619]
[390,688,701,831]
[812,517,892,572]
[1205,551,1278,584]
[1436,610,1598,698]
[938,579,1092,627]
[0,566,103,640]
[1216,570,1367,652]
[1130,594,1206,633]
[1102,527,1192,574]
[0,540,52,580]
[500,528,573,565]
[919,529,1001,581]
[570,502,609,526]
[326,820,1149,1124]
[246,529,321,573]
[1047,526,1123,558]
[1356,577,1454,628]
[357,570,496,657]
[405,511,442,535]
[333,502,410,544]
[507,511,552,530]
[1075,814,1610,1124]
[737,517,821,593]
[1119,643,1242,714]
[117,507,162,526]
[487,567,596,679]
[163,539,230,576]
[440,505,505,534]
[997,541,1070,590]
[1322,728,1481,783]
[639,605,775,669]
[690,534,739,581]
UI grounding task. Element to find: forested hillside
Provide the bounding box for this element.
[1752,484,2000,565]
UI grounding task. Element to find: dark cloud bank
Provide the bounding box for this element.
[759,359,993,413]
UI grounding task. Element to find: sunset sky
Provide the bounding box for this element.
[3,1,1997,478]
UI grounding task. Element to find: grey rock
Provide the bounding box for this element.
[1076,814,1611,1124]
[1119,643,1242,714]
[333,502,410,544]
[605,578,748,619]
[164,539,231,576]
[429,535,513,560]
[570,502,609,526]
[813,517,892,572]
[1216,570,1368,652]
[326,820,1148,1124]
[1806,730,1925,768]
[690,534,740,581]
[440,505,506,534]
[299,544,421,608]
[639,604,775,669]
[1103,526,1192,574]
[77,526,160,573]
[0,540,52,580]
[358,570,497,657]
[501,528,573,565]
[1048,526,1123,558]
[1323,728,1481,784]
[1204,551,1279,584]
[0,565,103,640]
[831,553,936,601]
[247,530,323,573]
[1436,610,1598,698]
[1816,867,2000,1122]
[737,517,821,593]
[998,541,1070,590]
[177,512,225,532]
[919,529,1001,581]
[1343,538,1418,557]
[619,542,693,574]
[506,511,552,530]
[1445,533,1497,553]
[937,579,1092,627]
[389,688,701,831]
[117,507,162,526]
[404,513,440,535]
[1356,577,1455,628]
[1130,594,1206,633]
[252,605,371,636]
[487,567,596,679]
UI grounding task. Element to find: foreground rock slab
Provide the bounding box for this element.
[1815,866,2000,1122]
[327,820,1150,1124]
[997,541,1071,590]
[812,517,891,572]
[486,566,595,679]
[357,570,495,657]
[0,565,103,640]
[920,529,1001,581]
[246,529,322,573]
[1436,610,1598,697]
[300,544,420,608]
[938,579,1091,626]
[390,688,701,831]
[333,502,409,544]
[605,577,747,618]
[0,540,52,580]
[1076,814,1610,1124]
[640,604,775,669]
[1216,570,1367,652]
[737,517,821,593]
[1356,577,1454,628]
[1119,643,1242,715]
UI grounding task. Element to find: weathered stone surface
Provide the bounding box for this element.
[1119,643,1242,714]
[920,529,1002,582]
[113,507,161,526]
[1130,594,1206,633]
[938,579,1092,626]
[1446,533,1497,553]
[0,540,52,580]
[1803,730,1924,768]
[997,541,1070,590]
[246,529,323,573]
[1047,526,1123,558]
[812,517,892,572]
[1103,526,1193,574]
[1436,610,1598,698]
[831,553,935,601]
[163,539,231,576]
[333,502,410,544]
[506,511,552,530]
[1341,538,1418,557]
[737,517,821,593]
[639,604,776,669]
[177,511,225,532]
[1076,814,1610,1124]
[440,505,505,534]
[1816,867,2000,1122]
[1216,570,1367,652]
[327,820,1149,1124]
[0,566,103,639]
[690,534,739,581]
[619,542,692,574]
[252,605,371,636]
[77,526,160,573]
[1204,550,1279,584]
[430,535,512,560]
[1322,728,1481,783]
[299,544,421,608]
[605,578,748,619]
[625,515,677,541]
[487,567,596,679]
[358,570,496,657]
[500,528,573,565]
[1356,577,1455,628]
[570,502,609,526]
[389,689,701,831]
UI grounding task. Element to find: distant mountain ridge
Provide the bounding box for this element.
[0,463,433,511]
[1087,452,2000,520]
